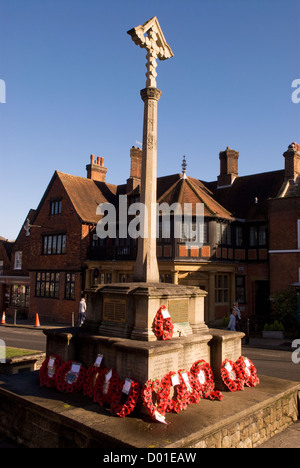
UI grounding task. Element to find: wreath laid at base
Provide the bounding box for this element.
[153,305,174,341]
[220,359,245,392]
[110,379,141,418]
[93,367,121,407]
[141,378,166,421]
[83,364,104,398]
[39,354,63,388]
[55,360,87,393]
[190,359,223,401]
[236,356,260,388]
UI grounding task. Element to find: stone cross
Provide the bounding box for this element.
[127,16,174,88]
[128,17,173,283]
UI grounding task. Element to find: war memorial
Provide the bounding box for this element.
[0,17,299,449]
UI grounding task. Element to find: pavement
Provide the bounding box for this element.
[0,317,299,448]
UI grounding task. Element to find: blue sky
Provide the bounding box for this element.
[0,0,299,240]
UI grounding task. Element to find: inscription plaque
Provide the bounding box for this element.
[168,299,189,323]
[103,298,126,323]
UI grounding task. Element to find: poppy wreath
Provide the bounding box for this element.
[190,360,223,401]
[177,369,201,406]
[153,305,174,341]
[110,380,141,418]
[93,368,121,407]
[235,356,260,388]
[221,359,245,392]
[55,361,87,393]
[39,354,63,388]
[161,371,189,414]
[141,379,167,419]
[83,363,104,398]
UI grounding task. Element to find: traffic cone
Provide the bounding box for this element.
[1,312,5,324]
[35,313,40,327]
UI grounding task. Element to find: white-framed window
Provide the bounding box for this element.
[14,251,22,270]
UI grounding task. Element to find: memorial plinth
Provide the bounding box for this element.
[84,282,208,341]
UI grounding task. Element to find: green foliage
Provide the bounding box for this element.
[270,289,297,329]
[263,320,285,332]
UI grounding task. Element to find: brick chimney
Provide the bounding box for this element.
[217,147,239,188]
[284,142,300,181]
[127,146,142,192]
[86,154,107,182]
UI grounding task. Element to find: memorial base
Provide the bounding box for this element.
[83,283,208,342]
[44,327,244,389]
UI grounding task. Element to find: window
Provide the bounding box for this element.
[235,226,243,247]
[236,276,246,303]
[0,260,3,275]
[249,226,258,247]
[258,226,267,246]
[35,272,60,298]
[50,199,62,215]
[249,225,267,247]
[14,251,22,270]
[42,234,66,255]
[216,223,232,246]
[215,274,229,304]
[65,273,76,300]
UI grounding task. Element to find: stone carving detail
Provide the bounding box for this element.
[128,16,174,88]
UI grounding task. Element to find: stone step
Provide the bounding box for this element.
[0,371,298,448]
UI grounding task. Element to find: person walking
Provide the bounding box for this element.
[228,309,237,331]
[233,302,241,331]
[78,298,87,327]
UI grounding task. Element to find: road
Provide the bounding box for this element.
[242,345,300,382]
[0,326,47,352]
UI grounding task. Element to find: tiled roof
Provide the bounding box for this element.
[40,168,286,225]
[56,172,120,223]
[157,174,233,220]
[204,170,285,220]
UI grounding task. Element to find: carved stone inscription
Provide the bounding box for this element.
[103,298,126,323]
[168,299,189,323]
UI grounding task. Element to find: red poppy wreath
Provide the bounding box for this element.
[83,363,104,398]
[190,359,223,401]
[141,378,168,421]
[220,359,244,392]
[153,305,174,341]
[39,354,63,388]
[160,371,190,413]
[93,368,121,407]
[55,360,87,393]
[235,356,260,388]
[110,378,141,418]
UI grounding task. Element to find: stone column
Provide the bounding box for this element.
[133,87,162,283]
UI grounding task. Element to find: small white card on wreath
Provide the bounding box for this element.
[161,308,171,319]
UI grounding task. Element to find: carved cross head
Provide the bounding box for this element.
[127,16,174,88]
